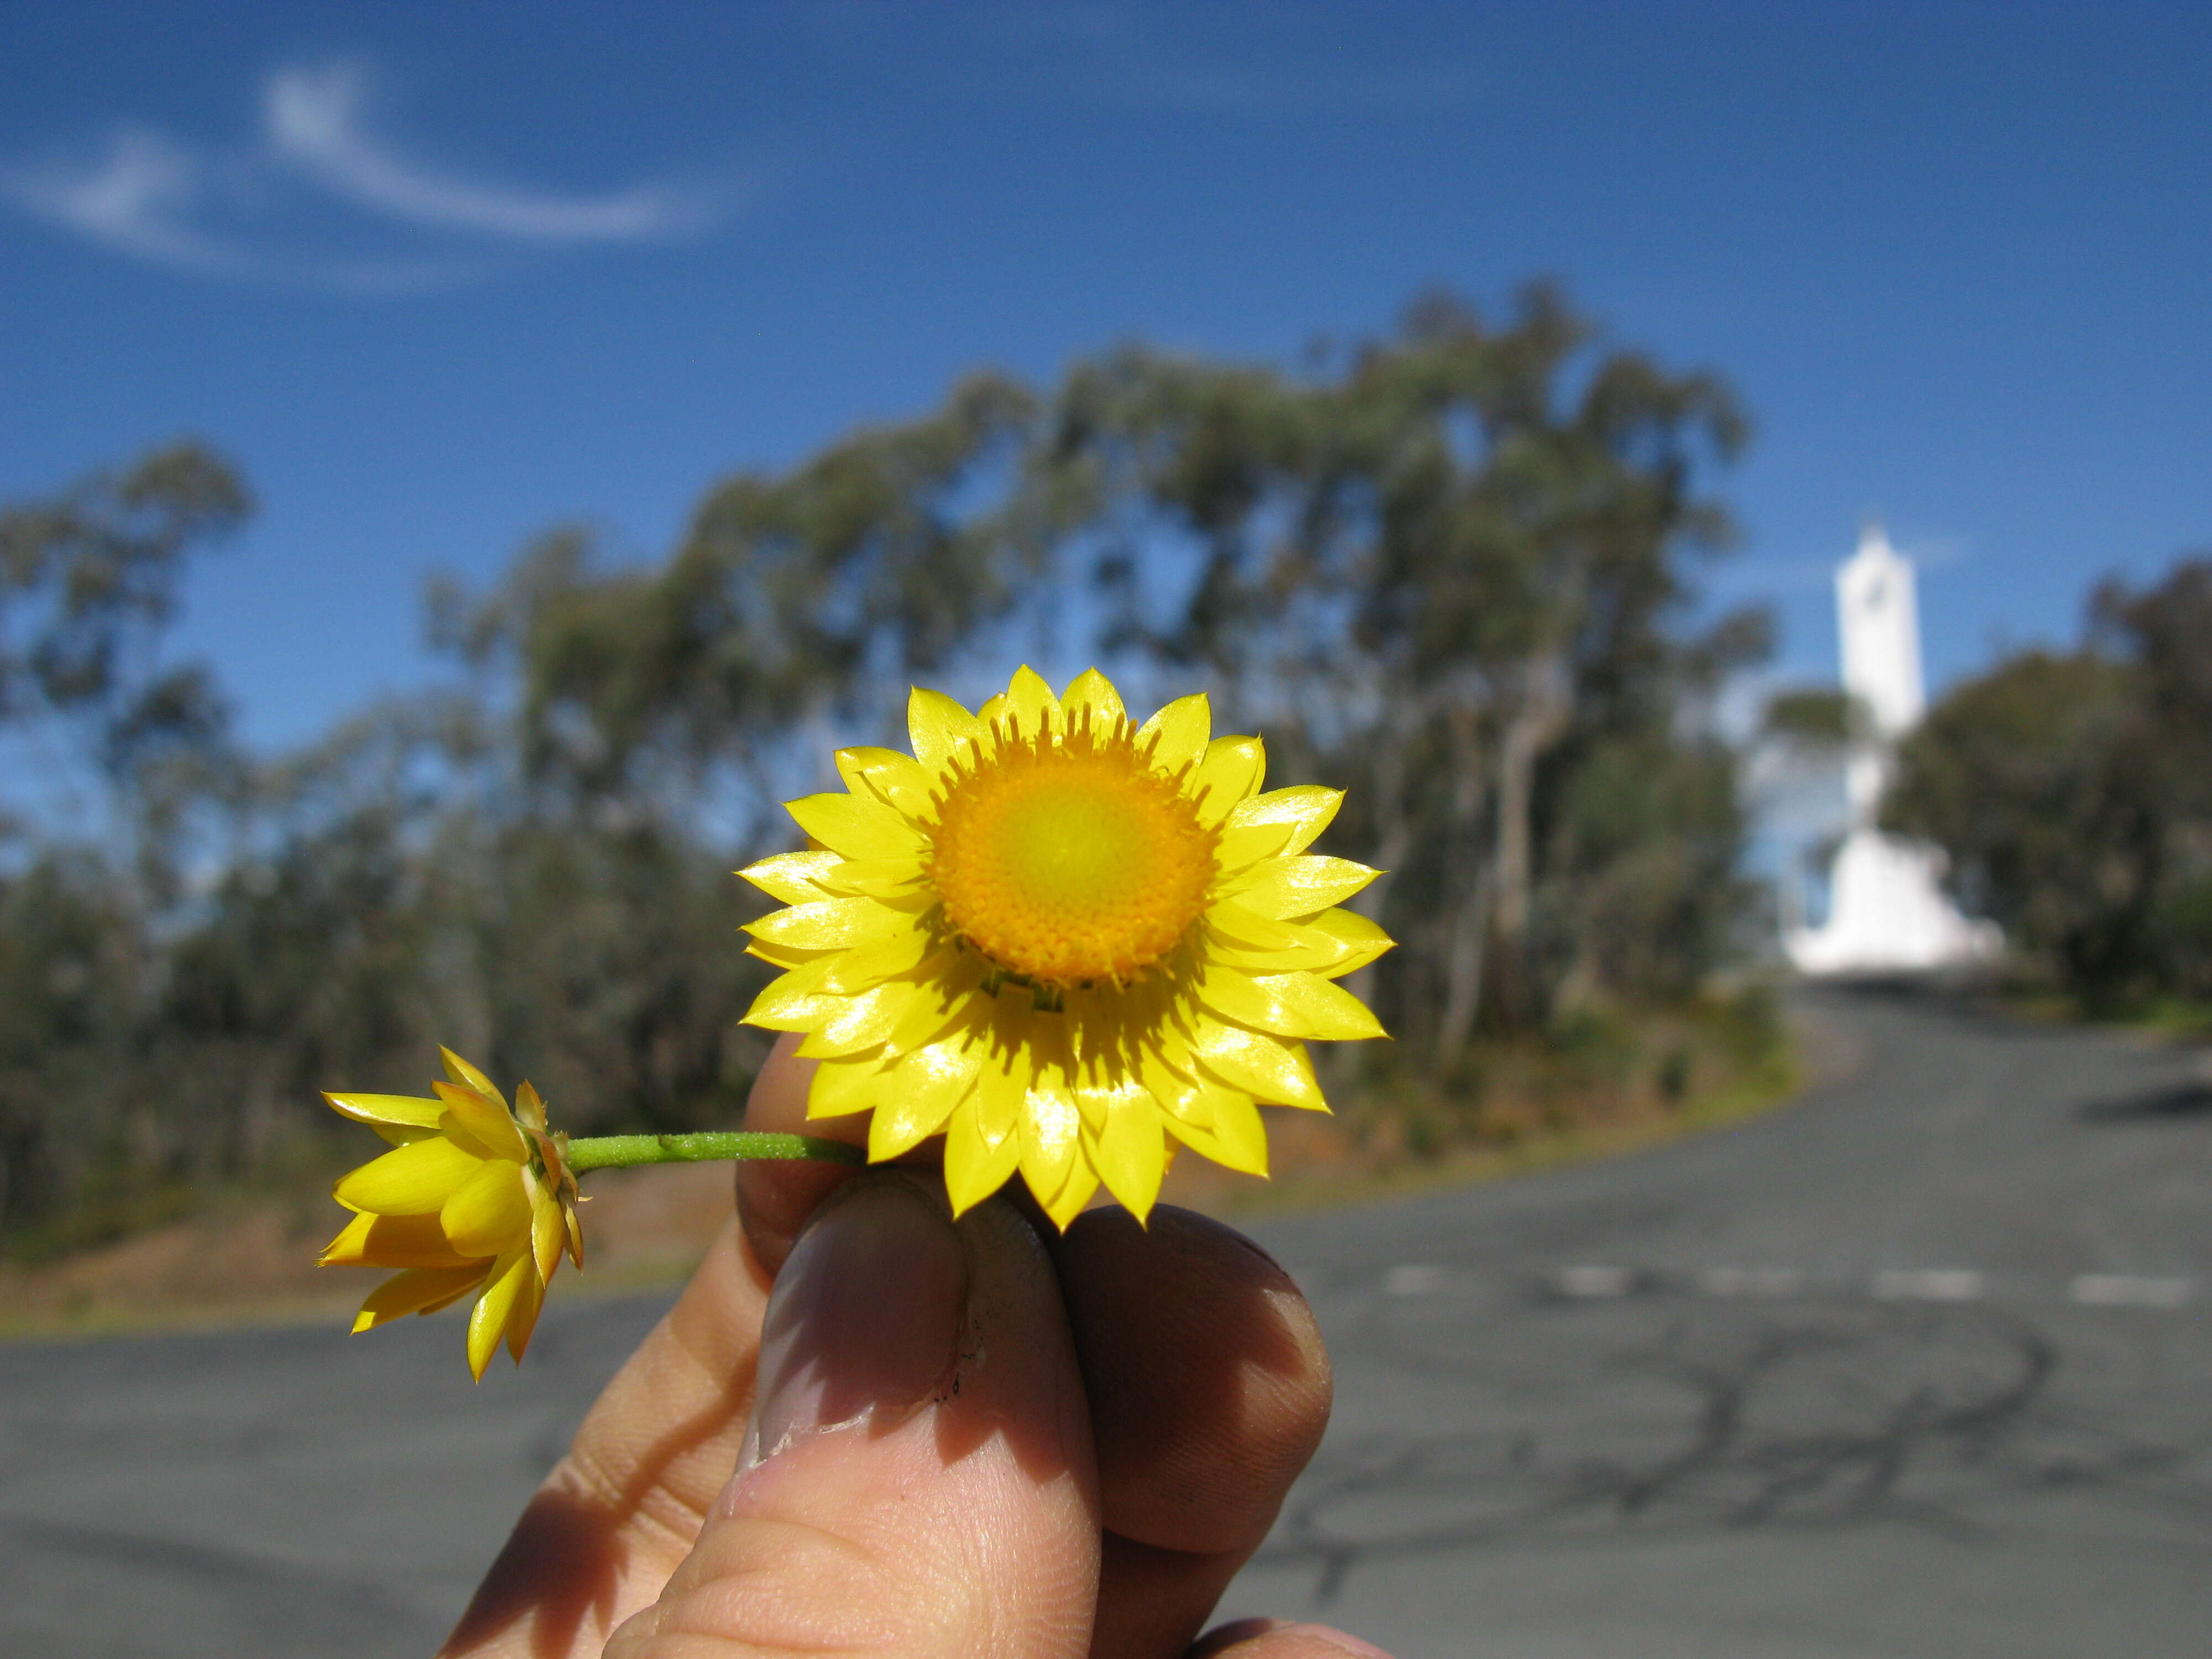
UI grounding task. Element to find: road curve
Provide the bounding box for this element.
[6,984,2211,1657]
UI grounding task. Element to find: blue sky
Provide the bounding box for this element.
[2,1,2208,759]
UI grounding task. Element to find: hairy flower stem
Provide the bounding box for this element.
[563,1131,865,1175]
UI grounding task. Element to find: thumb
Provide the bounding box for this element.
[606,1171,1101,1659]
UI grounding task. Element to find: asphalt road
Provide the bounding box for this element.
[7,984,2212,1658]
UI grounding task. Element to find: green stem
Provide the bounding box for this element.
[564,1131,867,1175]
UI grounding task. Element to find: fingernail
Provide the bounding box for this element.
[736,1173,967,1474]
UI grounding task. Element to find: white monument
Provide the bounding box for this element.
[1783,522,2000,975]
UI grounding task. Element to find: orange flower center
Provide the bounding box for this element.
[929,719,1215,988]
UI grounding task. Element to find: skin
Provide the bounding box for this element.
[439,1032,1395,1659]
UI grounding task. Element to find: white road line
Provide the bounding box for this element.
[1872,1268,1986,1302]
[1382,1263,1445,1297]
[1699,1267,1803,1298]
[1551,1264,1636,1298]
[2071,1273,2193,1308]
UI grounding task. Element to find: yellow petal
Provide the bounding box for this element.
[466,1248,535,1381]
[881,952,983,1053]
[820,924,935,993]
[817,858,933,904]
[504,1262,546,1364]
[1135,692,1210,779]
[867,1040,981,1160]
[435,1081,528,1162]
[742,956,842,1031]
[1060,667,1126,732]
[513,1081,548,1134]
[324,1092,443,1133]
[1088,1089,1168,1222]
[808,1052,891,1118]
[1301,906,1397,977]
[440,1048,506,1108]
[351,1263,488,1332]
[335,1135,484,1216]
[972,1022,1030,1149]
[1074,1071,1142,1132]
[441,1159,534,1258]
[745,895,912,950]
[1205,904,1357,974]
[1196,964,1386,1041]
[530,1186,566,1284]
[739,849,846,904]
[1000,665,1059,738]
[1040,1159,1102,1232]
[797,978,921,1058]
[834,746,941,823]
[1188,1019,1324,1109]
[909,686,985,779]
[1214,819,1298,877]
[747,935,835,969]
[1163,1086,1269,1176]
[1255,970,1386,1039]
[1224,785,1342,857]
[322,1210,476,1269]
[785,792,927,862]
[1017,1081,1082,1208]
[1134,1039,1208,1124]
[1222,854,1379,920]
[1191,736,1265,828]
[943,1098,1021,1217]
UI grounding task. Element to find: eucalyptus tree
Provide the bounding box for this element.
[1045,286,1761,1058]
[1888,556,2212,1003]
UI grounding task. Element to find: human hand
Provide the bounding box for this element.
[437,1032,1392,1659]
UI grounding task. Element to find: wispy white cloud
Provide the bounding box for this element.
[1,58,734,290]
[263,63,714,244]
[2,127,250,275]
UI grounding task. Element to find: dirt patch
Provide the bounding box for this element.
[2,1005,1811,1337]
[0,1162,745,1338]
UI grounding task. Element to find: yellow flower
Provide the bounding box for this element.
[320,1050,583,1380]
[739,666,1394,1228]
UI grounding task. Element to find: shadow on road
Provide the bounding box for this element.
[2080,1081,2212,1123]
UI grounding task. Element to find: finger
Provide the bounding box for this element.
[735,1032,866,1276]
[439,1218,769,1659]
[607,1171,1101,1659]
[1190,1620,1396,1659]
[1052,1208,1332,1659]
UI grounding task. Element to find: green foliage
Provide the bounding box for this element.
[1760,687,1868,750]
[1056,283,1764,1057]
[1887,557,2212,1004]
[0,291,1776,1250]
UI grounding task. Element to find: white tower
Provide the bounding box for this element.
[1783,522,1999,975]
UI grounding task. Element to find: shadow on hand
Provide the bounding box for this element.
[439,1332,754,1656]
[1053,1204,1333,1557]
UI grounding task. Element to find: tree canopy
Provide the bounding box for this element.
[0,289,1771,1250]
[1887,557,2212,1004]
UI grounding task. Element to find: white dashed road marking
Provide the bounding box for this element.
[1383,1264,1446,1297]
[2071,1273,2193,1308]
[1551,1264,1636,1298]
[1398,1265,2203,1310]
[1872,1268,1987,1302]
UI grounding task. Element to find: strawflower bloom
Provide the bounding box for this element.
[740,665,1394,1228]
[321,1050,582,1381]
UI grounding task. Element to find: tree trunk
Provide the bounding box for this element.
[1489,653,1572,1027]
[1433,703,1490,1065]
[1340,707,1415,1027]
